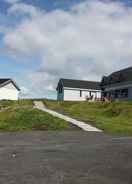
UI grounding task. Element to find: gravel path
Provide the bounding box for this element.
[0,131,132,184]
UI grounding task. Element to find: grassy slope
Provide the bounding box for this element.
[0,99,33,109]
[0,100,71,131]
[43,100,132,135]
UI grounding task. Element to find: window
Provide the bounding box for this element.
[80,90,82,97]
[115,90,120,98]
[121,88,128,98]
[114,88,128,98]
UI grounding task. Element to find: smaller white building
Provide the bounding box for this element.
[0,79,20,100]
[56,78,101,101]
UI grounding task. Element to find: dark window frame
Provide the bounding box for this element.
[80,90,82,97]
[121,88,128,98]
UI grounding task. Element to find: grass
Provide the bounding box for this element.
[0,100,72,131]
[43,100,132,135]
[0,99,33,109]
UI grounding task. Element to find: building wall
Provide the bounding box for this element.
[63,89,101,101]
[0,83,19,100]
[57,90,64,101]
[64,89,82,101]
[128,87,132,100]
[102,85,132,100]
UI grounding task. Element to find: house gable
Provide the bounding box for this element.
[3,82,18,90]
[0,79,20,91]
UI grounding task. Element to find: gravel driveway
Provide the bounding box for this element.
[0,131,132,184]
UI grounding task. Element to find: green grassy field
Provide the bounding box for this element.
[0,99,33,109]
[0,100,72,131]
[43,100,132,135]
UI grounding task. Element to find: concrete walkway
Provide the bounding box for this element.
[34,101,102,132]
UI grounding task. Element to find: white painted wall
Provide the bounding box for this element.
[63,88,101,101]
[0,82,19,100]
[64,89,82,101]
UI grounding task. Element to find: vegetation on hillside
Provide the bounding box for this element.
[0,100,74,131]
[43,100,132,135]
[0,99,33,109]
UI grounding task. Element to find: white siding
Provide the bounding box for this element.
[63,89,101,101]
[64,89,82,101]
[95,91,101,98]
[0,82,19,100]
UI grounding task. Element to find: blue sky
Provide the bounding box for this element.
[0,0,132,99]
[1,0,84,13]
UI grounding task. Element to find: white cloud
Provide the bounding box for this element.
[2,0,132,95]
[4,0,21,4]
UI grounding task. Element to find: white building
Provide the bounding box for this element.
[56,78,101,101]
[0,79,20,100]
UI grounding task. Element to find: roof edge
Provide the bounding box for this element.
[0,79,20,91]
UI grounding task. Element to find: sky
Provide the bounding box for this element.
[0,0,132,99]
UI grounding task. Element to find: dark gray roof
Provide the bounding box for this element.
[101,66,132,87]
[0,79,20,91]
[58,78,101,90]
[0,79,10,85]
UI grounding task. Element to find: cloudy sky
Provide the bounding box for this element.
[0,0,132,99]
